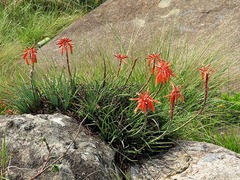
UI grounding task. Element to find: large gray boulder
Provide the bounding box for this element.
[38,0,240,78]
[0,114,116,180]
[131,141,240,180]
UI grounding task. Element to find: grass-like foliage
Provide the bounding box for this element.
[3,32,227,172]
[221,92,240,122]
[39,72,79,113]
[0,129,11,179]
[5,75,41,114]
[76,80,173,164]
[0,0,105,93]
[5,71,79,114]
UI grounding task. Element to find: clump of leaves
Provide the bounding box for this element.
[5,37,77,114]
[4,36,218,177]
[75,80,173,166]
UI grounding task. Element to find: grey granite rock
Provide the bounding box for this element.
[1,114,240,179]
[131,141,240,180]
[38,0,240,87]
[0,114,116,180]
[38,0,240,89]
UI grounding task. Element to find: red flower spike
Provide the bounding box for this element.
[146,53,161,74]
[57,37,73,55]
[114,54,128,64]
[130,91,160,113]
[165,83,184,121]
[197,64,213,103]
[23,47,37,65]
[146,53,161,66]
[155,60,176,84]
[197,64,212,81]
[165,83,184,107]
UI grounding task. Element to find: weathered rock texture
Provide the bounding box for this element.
[131,141,240,180]
[0,114,116,180]
[1,114,240,180]
[39,0,239,75]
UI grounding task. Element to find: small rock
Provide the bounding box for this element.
[0,114,117,180]
[131,141,240,180]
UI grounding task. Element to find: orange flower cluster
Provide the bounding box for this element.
[130,53,182,114]
[197,64,212,79]
[146,53,176,84]
[20,39,211,120]
[198,64,213,102]
[155,60,176,84]
[114,53,128,77]
[57,37,73,55]
[198,64,212,83]
[165,83,184,108]
[114,54,128,64]
[146,53,161,74]
[130,91,160,113]
[165,83,184,120]
[23,47,37,65]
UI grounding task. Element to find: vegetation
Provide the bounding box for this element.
[0,0,239,179]
[0,0,105,92]
[0,130,11,180]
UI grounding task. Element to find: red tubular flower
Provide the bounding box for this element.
[197,64,213,103]
[146,53,161,74]
[130,91,160,113]
[23,47,37,65]
[57,37,73,55]
[165,83,184,120]
[155,60,176,84]
[146,53,161,66]
[165,83,184,108]
[114,54,128,64]
[197,64,212,82]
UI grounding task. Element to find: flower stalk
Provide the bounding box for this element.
[114,54,128,77]
[57,37,73,80]
[198,64,212,110]
[125,58,137,86]
[138,74,153,93]
[153,83,163,99]
[165,83,184,121]
[169,65,213,133]
[23,47,37,101]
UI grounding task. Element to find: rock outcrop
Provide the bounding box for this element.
[39,0,239,80]
[131,141,240,180]
[1,114,240,179]
[0,114,116,180]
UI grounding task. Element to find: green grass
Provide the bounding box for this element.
[0,0,105,97]
[0,129,11,180]
[179,91,240,153]
[181,119,240,153]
